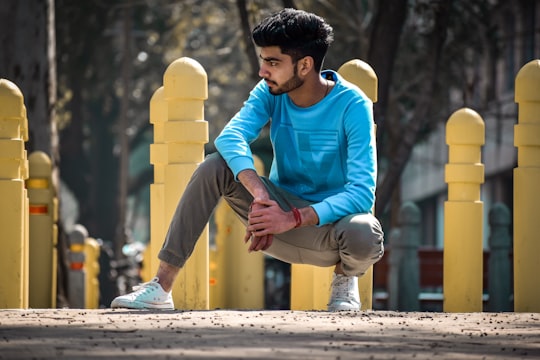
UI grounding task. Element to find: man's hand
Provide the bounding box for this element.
[243,198,296,252]
[244,230,273,253]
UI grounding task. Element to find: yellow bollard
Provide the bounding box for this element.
[140,244,152,283]
[211,156,265,309]
[0,79,29,309]
[84,237,100,309]
[68,224,87,308]
[514,59,540,312]
[339,60,377,311]
[27,151,58,308]
[443,108,485,312]
[290,265,334,310]
[290,60,377,311]
[208,246,222,308]
[162,57,209,309]
[149,86,167,279]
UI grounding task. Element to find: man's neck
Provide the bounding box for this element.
[288,74,330,108]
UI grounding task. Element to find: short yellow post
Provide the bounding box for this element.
[84,237,100,309]
[0,79,29,309]
[290,60,377,310]
[149,86,167,280]
[211,156,265,309]
[514,59,540,312]
[163,57,209,309]
[443,108,485,312]
[68,224,87,308]
[27,151,58,308]
[290,265,335,310]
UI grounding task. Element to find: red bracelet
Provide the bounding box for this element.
[291,207,302,228]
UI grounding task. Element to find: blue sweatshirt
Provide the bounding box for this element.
[214,70,377,225]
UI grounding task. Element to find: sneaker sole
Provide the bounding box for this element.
[111,299,174,310]
[328,306,360,312]
[328,303,361,312]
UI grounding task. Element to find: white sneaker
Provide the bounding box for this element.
[111,277,174,310]
[328,274,361,311]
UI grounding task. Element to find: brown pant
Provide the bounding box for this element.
[158,153,384,277]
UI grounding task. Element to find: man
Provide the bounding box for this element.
[111,8,384,312]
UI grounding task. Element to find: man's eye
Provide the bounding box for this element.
[270,61,278,66]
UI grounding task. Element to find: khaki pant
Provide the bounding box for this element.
[159,153,384,277]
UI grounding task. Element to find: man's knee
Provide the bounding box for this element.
[338,213,384,260]
[192,152,232,182]
[197,152,226,172]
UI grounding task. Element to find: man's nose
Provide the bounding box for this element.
[259,64,269,78]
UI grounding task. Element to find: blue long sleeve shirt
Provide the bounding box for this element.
[214,70,377,225]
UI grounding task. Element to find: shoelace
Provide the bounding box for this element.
[332,277,354,299]
[132,280,157,292]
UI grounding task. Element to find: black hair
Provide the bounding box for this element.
[252,8,334,72]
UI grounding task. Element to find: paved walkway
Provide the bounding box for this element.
[0,309,539,359]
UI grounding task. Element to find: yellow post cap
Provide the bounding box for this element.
[150,86,167,124]
[338,59,378,102]
[163,57,208,100]
[446,108,485,146]
[28,151,52,178]
[515,59,540,103]
[0,79,25,119]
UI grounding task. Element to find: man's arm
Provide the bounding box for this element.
[237,169,270,202]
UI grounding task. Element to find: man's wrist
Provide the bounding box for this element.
[291,207,302,228]
[298,206,320,227]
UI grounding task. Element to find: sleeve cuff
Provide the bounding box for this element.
[310,202,334,226]
[228,156,256,180]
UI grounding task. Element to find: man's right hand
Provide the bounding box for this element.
[244,200,274,252]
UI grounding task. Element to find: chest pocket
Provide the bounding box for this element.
[296,130,341,175]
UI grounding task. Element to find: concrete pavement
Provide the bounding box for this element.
[0,309,539,359]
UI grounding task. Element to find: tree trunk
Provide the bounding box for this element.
[56,0,119,244]
[0,0,63,306]
[367,0,408,149]
[115,6,132,260]
[0,0,57,162]
[236,0,260,81]
[375,0,452,215]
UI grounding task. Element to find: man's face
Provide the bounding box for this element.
[258,46,304,95]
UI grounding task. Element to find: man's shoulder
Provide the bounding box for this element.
[329,72,370,103]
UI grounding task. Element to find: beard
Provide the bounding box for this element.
[267,67,304,95]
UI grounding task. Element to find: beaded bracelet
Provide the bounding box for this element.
[291,207,302,228]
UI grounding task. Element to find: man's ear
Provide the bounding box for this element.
[297,56,314,76]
